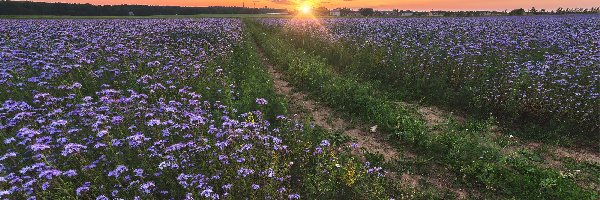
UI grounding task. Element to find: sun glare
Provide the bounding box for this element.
[297,2,313,15]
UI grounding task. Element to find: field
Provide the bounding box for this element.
[0,15,599,199]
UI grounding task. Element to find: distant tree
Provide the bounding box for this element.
[509,8,526,15]
[338,8,352,16]
[314,7,329,16]
[529,7,537,14]
[358,8,374,16]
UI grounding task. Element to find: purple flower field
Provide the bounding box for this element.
[1,15,598,199]
[0,19,387,199]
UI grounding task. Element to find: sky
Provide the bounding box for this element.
[32,0,599,11]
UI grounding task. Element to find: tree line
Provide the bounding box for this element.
[329,7,600,17]
[0,1,286,16]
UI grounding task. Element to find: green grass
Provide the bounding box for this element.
[224,34,288,121]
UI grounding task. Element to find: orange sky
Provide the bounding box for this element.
[33,0,599,11]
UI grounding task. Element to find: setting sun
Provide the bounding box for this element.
[297,2,313,15]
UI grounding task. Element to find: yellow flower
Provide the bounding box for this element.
[246,113,255,123]
[343,163,357,186]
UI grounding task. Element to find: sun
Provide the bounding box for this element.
[298,2,313,15]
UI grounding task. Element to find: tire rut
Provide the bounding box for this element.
[255,48,400,162]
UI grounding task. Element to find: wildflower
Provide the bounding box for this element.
[63,170,78,177]
[147,119,161,126]
[0,190,11,197]
[134,169,144,177]
[75,182,91,196]
[222,183,233,190]
[111,116,124,124]
[39,169,62,180]
[97,130,108,137]
[61,143,87,156]
[108,165,128,178]
[72,82,82,89]
[237,168,254,177]
[320,140,330,147]
[41,182,50,191]
[4,137,16,144]
[314,147,323,155]
[96,195,109,200]
[201,188,213,197]
[140,181,155,194]
[255,98,268,105]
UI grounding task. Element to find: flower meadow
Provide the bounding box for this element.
[259,15,599,133]
[0,19,389,199]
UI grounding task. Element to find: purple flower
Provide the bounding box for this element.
[108,165,128,178]
[140,181,155,194]
[251,184,260,190]
[17,127,40,138]
[134,168,144,177]
[255,98,268,105]
[39,169,62,180]
[147,119,161,126]
[201,188,213,197]
[96,195,109,200]
[111,116,124,124]
[314,147,323,155]
[61,143,87,156]
[97,130,108,137]
[0,190,11,197]
[320,140,330,147]
[63,170,78,177]
[237,168,254,177]
[4,137,16,144]
[41,182,50,190]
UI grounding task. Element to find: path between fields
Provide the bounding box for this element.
[255,52,399,162]
[251,42,476,199]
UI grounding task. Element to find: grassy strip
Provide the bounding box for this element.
[247,20,598,199]
[224,34,288,121]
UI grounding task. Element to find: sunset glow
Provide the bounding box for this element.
[30,0,600,11]
[299,3,312,15]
